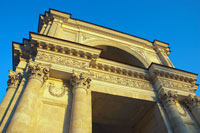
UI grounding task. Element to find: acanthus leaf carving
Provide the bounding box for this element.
[28,63,50,82]
[185,94,200,108]
[7,70,21,89]
[159,89,177,106]
[70,72,91,89]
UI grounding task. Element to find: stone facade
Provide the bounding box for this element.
[0,9,199,133]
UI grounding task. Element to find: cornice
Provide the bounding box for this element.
[91,58,150,80]
[149,63,198,84]
[153,40,171,55]
[74,70,154,92]
[30,33,102,60]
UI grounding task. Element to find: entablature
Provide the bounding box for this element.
[149,63,197,83]
[91,58,150,80]
[149,63,198,95]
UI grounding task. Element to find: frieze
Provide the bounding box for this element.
[160,79,193,92]
[89,71,153,91]
[36,52,89,70]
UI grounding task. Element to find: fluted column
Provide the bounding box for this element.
[159,89,189,133]
[69,73,92,133]
[185,95,200,125]
[7,63,49,132]
[0,71,21,126]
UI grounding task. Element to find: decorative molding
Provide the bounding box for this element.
[48,82,66,97]
[36,52,89,70]
[89,71,153,91]
[160,79,194,92]
[30,33,101,60]
[28,62,50,82]
[149,64,197,84]
[90,59,150,81]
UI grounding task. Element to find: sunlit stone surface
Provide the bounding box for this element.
[0,9,199,133]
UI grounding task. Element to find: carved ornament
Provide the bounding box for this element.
[29,63,50,82]
[36,52,89,69]
[89,71,153,91]
[175,102,187,116]
[7,70,21,89]
[159,89,177,106]
[70,73,91,89]
[185,94,200,108]
[91,62,149,81]
[48,82,66,97]
[160,79,194,92]
[32,38,99,60]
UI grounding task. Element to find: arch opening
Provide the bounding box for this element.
[96,45,145,68]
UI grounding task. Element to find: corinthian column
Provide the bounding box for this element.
[69,73,92,133]
[0,70,21,125]
[7,63,49,132]
[185,95,200,125]
[159,89,189,133]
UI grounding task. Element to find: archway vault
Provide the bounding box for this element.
[82,39,149,68]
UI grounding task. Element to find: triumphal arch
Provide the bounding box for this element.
[0,9,199,133]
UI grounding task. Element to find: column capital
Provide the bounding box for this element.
[70,73,91,89]
[159,89,177,106]
[7,70,21,89]
[185,94,200,107]
[28,63,50,83]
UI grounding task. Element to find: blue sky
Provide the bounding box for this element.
[0,0,200,102]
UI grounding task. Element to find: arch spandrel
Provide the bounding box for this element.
[82,39,150,68]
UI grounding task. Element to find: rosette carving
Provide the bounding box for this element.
[28,63,50,82]
[70,73,91,89]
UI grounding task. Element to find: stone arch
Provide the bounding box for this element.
[82,39,149,68]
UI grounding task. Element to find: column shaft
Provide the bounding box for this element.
[186,95,200,125]
[190,106,200,125]
[69,73,92,133]
[164,103,188,133]
[7,63,49,132]
[159,89,189,133]
[0,71,20,127]
[7,78,42,132]
[0,88,16,125]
